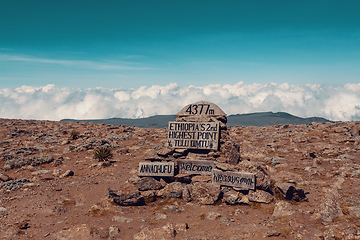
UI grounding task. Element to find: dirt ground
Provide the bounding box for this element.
[0,119,359,239]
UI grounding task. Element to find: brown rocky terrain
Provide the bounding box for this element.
[0,118,359,239]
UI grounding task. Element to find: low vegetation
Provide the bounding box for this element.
[69,130,80,140]
[93,147,113,162]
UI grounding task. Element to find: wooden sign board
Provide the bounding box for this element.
[167,121,219,150]
[177,100,226,116]
[212,169,255,190]
[178,159,214,175]
[138,162,174,177]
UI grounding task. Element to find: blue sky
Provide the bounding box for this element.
[0,1,360,121]
[1,0,359,89]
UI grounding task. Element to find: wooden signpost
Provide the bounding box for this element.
[212,169,255,190]
[167,121,219,150]
[138,162,174,177]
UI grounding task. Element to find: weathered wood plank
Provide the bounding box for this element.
[138,162,175,177]
[178,159,214,175]
[212,169,255,190]
[167,121,219,150]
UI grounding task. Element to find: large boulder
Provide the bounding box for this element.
[190,182,221,205]
[312,190,343,222]
[129,176,164,191]
[220,140,241,165]
[273,201,296,217]
[236,161,272,191]
[222,187,244,205]
[350,124,360,136]
[248,190,274,204]
[108,183,145,206]
[156,182,184,198]
[275,182,307,202]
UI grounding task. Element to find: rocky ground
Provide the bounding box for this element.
[0,118,359,239]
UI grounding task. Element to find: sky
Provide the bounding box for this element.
[0,0,360,121]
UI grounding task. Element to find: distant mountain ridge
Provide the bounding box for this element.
[61,112,332,128]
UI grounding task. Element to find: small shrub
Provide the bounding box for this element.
[69,130,80,140]
[94,147,113,162]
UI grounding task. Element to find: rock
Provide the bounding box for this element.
[144,149,162,160]
[275,183,295,199]
[0,207,7,212]
[157,148,174,157]
[234,209,247,215]
[173,174,192,183]
[174,223,188,232]
[17,221,29,229]
[238,195,251,205]
[350,125,360,136]
[162,205,184,212]
[1,178,32,191]
[215,162,237,171]
[173,149,188,158]
[154,212,167,220]
[0,173,10,182]
[53,169,61,177]
[248,190,274,203]
[129,176,164,191]
[156,182,184,198]
[312,190,343,222]
[216,156,227,163]
[89,202,110,217]
[186,152,208,160]
[220,140,240,164]
[190,182,221,205]
[264,231,282,237]
[23,182,37,188]
[98,161,111,167]
[273,201,296,217]
[140,190,157,203]
[30,155,54,166]
[205,212,221,220]
[275,183,307,201]
[182,185,192,202]
[348,206,360,217]
[108,226,120,239]
[191,175,212,183]
[222,187,243,205]
[54,224,99,239]
[31,170,52,176]
[227,192,243,205]
[236,161,271,191]
[133,223,175,240]
[61,139,70,145]
[112,216,133,223]
[108,183,145,206]
[60,170,74,178]
[220,216,232,224]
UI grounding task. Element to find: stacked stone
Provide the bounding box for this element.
[108,101,307,206]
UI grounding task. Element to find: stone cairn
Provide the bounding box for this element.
[108,101,306,206]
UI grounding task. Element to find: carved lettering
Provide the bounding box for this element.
[168,122,219,150]
[138,162,174,177]
[212,169,255,190]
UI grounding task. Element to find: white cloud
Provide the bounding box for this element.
[0,82,359,121]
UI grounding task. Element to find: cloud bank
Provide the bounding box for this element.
[1,82,359,121]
